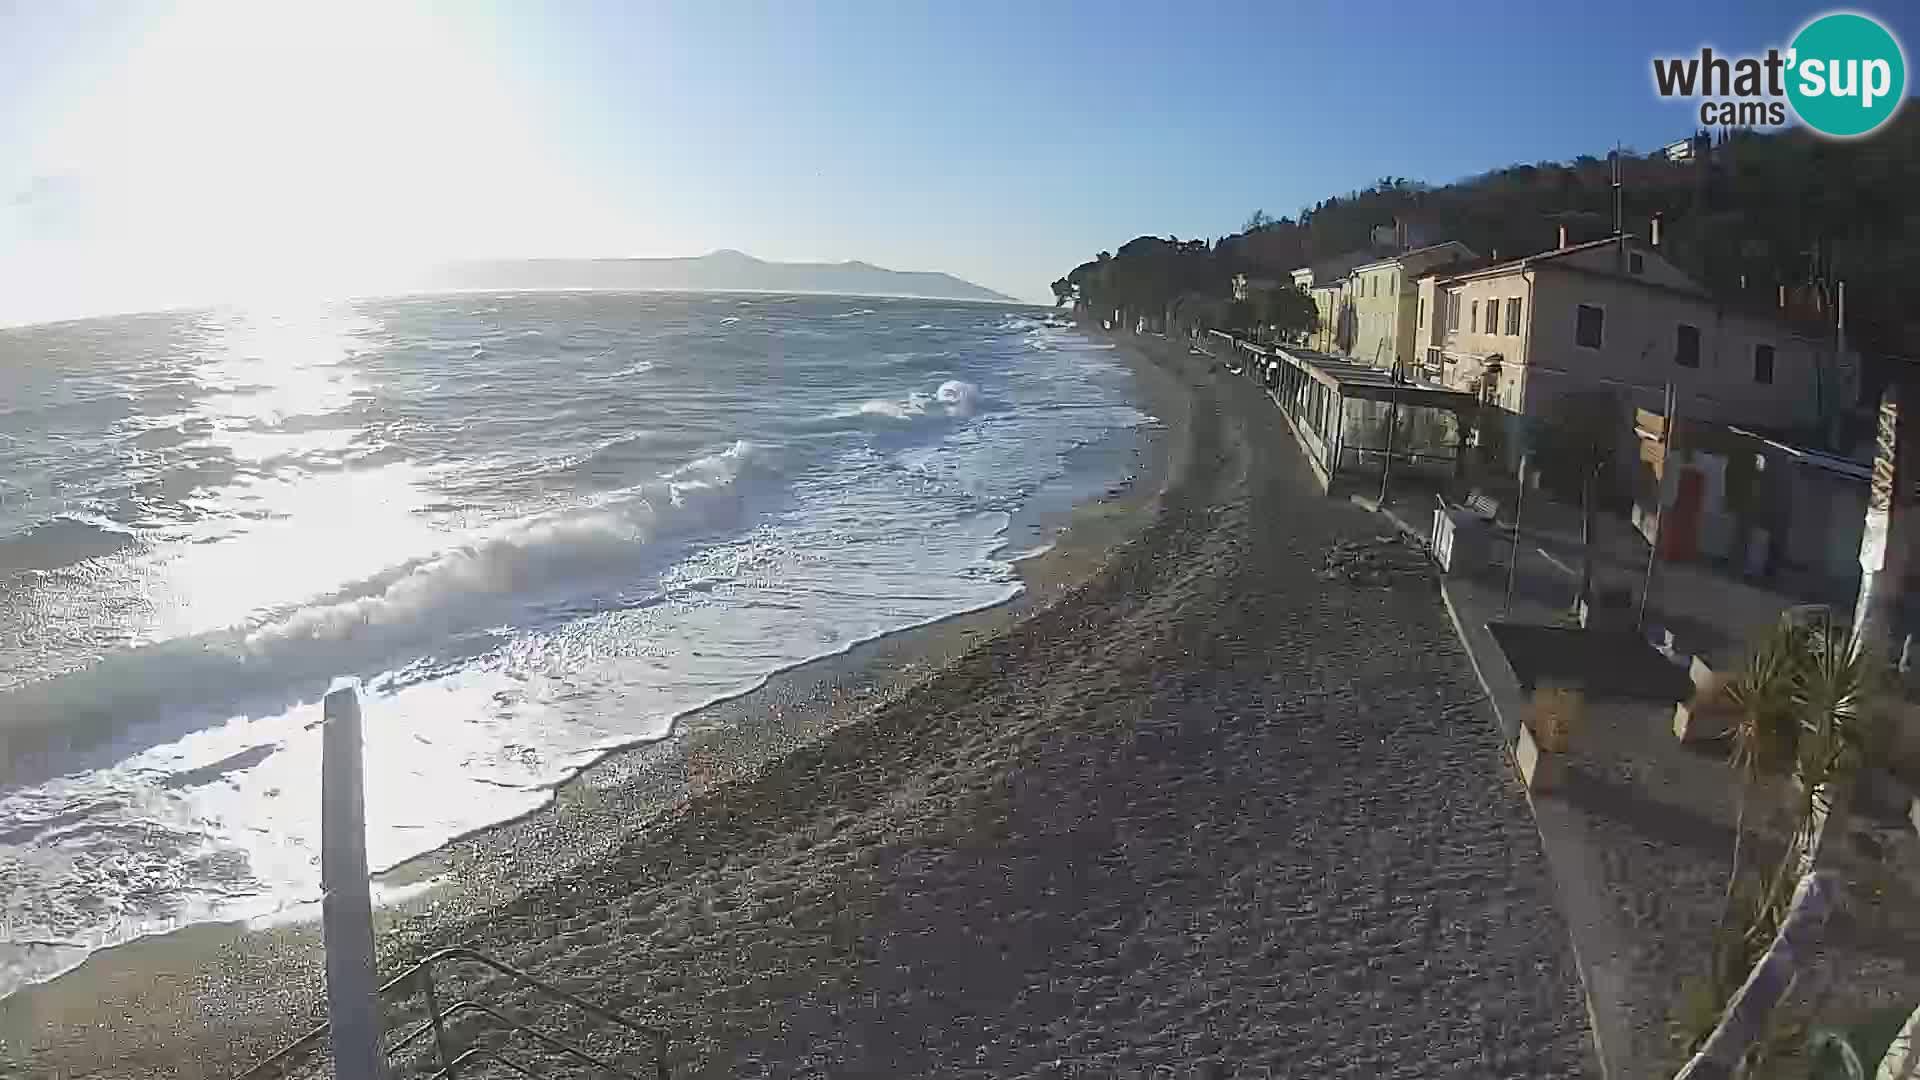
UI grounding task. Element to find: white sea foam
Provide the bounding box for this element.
[0,297,1146,1000]
[246,441,766,652]
[0,441,774,766]
[835,380,983,422]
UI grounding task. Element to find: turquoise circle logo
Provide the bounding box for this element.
[1787,12,1906,137]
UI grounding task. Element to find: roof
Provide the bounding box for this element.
[1349,240,1477,274]
[1430,234,1837,341]
[1413,254,1500,281]
[1213,332,1477,409]
[1437,235,1653,284]
[1288,248,1377,285]
[1725,425,1872,480]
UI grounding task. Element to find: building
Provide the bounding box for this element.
[1231,273,1281,302]
[1631,408,1867,585]
[1287,249,1376,354]
[1340,241,1478,371]
[1413,227,1858,465]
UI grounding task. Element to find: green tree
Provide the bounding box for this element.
[1252,283,1318,341]
[1224,299,1256,333]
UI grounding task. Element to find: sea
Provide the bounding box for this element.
[0,292,1148,997]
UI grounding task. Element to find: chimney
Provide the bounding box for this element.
[1650,214,1662,248]
[1558,224,1570,249]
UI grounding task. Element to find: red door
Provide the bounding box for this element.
[1661,467,1704,561]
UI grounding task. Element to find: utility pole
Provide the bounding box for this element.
[1835,279,1848,450]
[1612,143,1627,273]
[1637,383,1677,633]
[1378,379,1400,507]
[1504,452,1530,618]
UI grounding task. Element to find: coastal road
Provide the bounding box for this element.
[408,334,1595,1078]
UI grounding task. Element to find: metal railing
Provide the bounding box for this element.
[234,946,669,1080]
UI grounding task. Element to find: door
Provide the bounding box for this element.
[1661,467,1705,561]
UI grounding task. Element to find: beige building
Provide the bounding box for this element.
[1287,249,1378,355]
[1340,241,1477,371]
[1414,232,1858,451]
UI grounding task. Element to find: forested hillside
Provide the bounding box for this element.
[1056,115,1920,363]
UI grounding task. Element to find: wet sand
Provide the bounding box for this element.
[2,334,1593,1078]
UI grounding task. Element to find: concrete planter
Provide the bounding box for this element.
[1517,684,1581,793]
[1516,723,1565,792]
[1674,655,1737,744]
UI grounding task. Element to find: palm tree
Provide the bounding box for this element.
[1683,609,1881,1070]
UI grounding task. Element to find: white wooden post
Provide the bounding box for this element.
[321,683,387,1079]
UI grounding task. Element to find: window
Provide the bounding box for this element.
[1371,276,1379,297]
[1630,252,1645,275]
[1470,300,1479,333]
[1754,344,1775,384]
[1418,297,1425,327]
[1674,324,1700,367]
[1447,292,1461,331]
[1505,298,1523,335]
[1575,304,1604,348]
[1485,299,1500,334]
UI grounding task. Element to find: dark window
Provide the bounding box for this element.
[1470,300,1479,332]
[1630,252,1645,275]
[1485,299,1500,333]
[1754,344,1775,384]
[1505,298,1523,335]
[1447,293,1461,331]
[1575,304,1604,348]
[1418,297,1425,327]
[1676,324,1700,367]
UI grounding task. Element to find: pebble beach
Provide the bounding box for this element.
[2,334,1594,1079]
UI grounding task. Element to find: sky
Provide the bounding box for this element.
[0,0,1915,322]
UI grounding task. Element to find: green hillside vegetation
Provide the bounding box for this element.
[1054,115,1920,366]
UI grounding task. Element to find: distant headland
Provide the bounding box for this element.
[425,250,1018,303]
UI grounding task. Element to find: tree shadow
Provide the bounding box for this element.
[1559,763,1736,859]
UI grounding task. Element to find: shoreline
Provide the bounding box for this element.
[0,332,1192,1075]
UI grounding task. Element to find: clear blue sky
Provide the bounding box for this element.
[0,0,1914,320]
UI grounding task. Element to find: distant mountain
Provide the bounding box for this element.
[424,250,1017,303]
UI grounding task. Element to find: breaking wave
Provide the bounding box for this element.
[833,380,984,422]
[0,515,139,575]
[0,441,776,778]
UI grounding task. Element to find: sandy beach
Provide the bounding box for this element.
[2,334,1593,1078]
